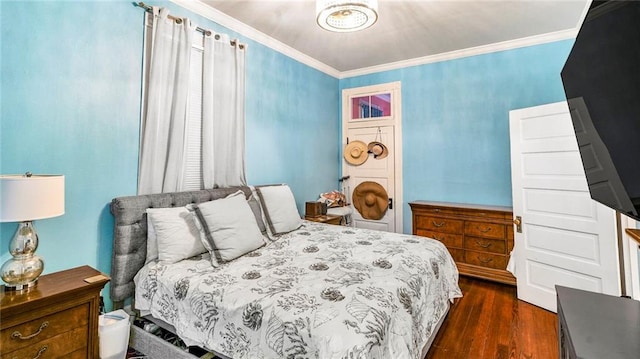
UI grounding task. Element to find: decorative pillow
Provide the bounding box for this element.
[193,190,265,265]
[256,184,302,235]
[145,216,158,264]
[146,206,206,264]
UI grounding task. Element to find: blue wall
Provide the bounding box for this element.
[1,0,338,309]
[3,0,597,305]
[340,40,574,233]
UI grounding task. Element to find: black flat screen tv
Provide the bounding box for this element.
[561,0,640,221]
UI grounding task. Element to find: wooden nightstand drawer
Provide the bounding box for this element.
[0,266,109,359]
[1,303,89,353]
[464,250,507,270]
[464,236,507,254]
[3,326,88,359]
[305,214,342,225]
[416,229,463,249]
[416,216,463,234]
[464,221,506,240]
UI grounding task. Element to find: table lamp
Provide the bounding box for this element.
[0,173,65,291]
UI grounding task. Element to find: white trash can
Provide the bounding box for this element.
[98,309,131,359]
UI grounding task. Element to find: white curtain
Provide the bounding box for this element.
[138,7,246,194]
[138,8,194,194]
[202,33,247,188]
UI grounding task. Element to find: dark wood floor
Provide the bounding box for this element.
[426,276,558,359]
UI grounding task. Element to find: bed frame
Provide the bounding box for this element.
[110,186,452,358]
[109,186,253,309]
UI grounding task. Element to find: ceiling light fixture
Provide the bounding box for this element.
[316,0,378,33]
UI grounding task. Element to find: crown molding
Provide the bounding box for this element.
[339,28,579,79]
[171,0,580,80]
[169,0,342,78]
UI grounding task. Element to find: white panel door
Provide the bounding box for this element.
[345,126,395,232]
[509,101,620,312]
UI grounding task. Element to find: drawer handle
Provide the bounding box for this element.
[12,321,48,340]
[434,235,444,241]
[432,220,445,227]
[477,256,493,264]
[474,239,492,248]
[432,209,441,213]
[11,345,47,359]
[478,226,492,233]
[33,345,48,359]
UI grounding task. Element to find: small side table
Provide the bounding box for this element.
[305,214,343,225]
[1,265,110,358]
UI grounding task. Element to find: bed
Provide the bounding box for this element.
[110,186,462,359]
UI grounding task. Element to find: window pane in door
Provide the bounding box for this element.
[352,96,371,119]
[351,93,392,120]
[371,93,391,117]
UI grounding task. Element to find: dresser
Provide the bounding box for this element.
[410,201,516,285]
[557,285,640,359]
[0,265,110,358]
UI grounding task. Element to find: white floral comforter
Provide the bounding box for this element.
[134,221,462,359]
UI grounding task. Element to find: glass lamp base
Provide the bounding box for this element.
[1,221,45,291]
[1,255,44,292]
[2,278,39,292]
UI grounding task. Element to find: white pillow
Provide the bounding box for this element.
[145,216,158,264]
[146,206,206,264]
[194,190,265,265]
[256,184,302,235]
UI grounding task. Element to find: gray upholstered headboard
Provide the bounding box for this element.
[109,186,253,308]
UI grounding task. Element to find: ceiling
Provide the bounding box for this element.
[196,0,590,75]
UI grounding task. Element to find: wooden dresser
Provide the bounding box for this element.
[410,201,516,285]
[0,265,109,358]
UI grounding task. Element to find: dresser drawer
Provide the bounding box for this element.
[464,250,507,270]
[1,303,89,354]
[3,326,87,359]
[416,216,464,234]
[414,206,460,216]
[464,236,506,254]
[416,229,463,248]
[448,248,465,263]
[464,221,506,240]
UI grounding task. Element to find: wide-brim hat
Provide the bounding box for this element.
[367,141,389,159]
[344,140,368,166]
[352,181,389,220]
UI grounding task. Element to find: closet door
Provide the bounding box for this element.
[342,82,403,233]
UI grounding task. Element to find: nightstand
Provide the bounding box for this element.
[0,265,109,358]
[305,214,343,225]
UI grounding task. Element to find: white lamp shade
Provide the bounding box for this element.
[0,175,65,222]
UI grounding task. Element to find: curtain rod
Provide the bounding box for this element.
[136,2,245,49]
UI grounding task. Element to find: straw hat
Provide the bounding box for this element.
[367,141,388,159]
[344,140,368,166]
[352,181,389,220]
